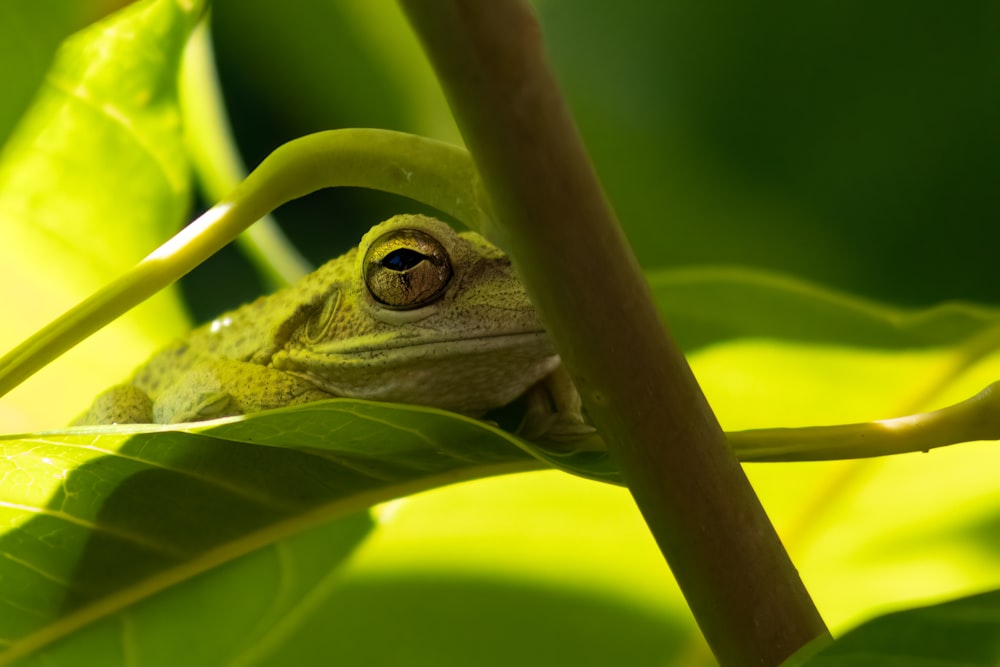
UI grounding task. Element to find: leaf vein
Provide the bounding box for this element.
[22,437,305,513]
[0,500,185,560]
[44,75,185,197]
[0,551,74,589]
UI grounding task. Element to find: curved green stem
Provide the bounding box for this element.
[0,129,488,399]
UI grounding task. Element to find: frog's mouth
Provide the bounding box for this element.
[279,329,553,363]
[273,330,561,414]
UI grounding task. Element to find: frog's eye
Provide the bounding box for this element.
[363,228,453,309]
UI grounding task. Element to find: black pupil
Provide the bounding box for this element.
[382,248,426,271]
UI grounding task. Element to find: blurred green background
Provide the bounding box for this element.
[3,2,1000,664]
[2,1,997,319]
[188,0,1000,322]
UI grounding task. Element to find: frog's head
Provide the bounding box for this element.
[272,214,560,416]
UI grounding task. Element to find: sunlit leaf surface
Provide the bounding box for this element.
[0,0,134,146]
[797,589,1000,667]
[0,0,200,431]
[0,402,549,664]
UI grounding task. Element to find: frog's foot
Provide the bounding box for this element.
[518,366,595,443]
[153,389,234,424]
[73,385,154,425]
[150,361,332,424]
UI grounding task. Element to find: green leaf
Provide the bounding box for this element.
[11,512,374,667]
[0,401,551,664]
[0,0,203,431]
[642,270,1000,636]
[651,266,1000,353]
[0,0,134,147]
[790,589,1000,667]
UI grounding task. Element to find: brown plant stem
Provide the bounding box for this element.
[397,1,830,664]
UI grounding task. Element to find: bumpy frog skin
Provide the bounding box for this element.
[77,214,585,435]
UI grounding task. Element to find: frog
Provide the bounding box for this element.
[75,214,587,438]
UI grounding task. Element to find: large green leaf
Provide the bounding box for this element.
[0,0,134,147]
[663,272,1000,638]
[0,402,550,664]
[652,266,1000,353]
[10,512,374,667]
[0,0,201,431]
[790,588,1000,667]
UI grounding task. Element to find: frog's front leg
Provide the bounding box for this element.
[152,360,333,424]
[518,364,595,442]
[73,384,155,425]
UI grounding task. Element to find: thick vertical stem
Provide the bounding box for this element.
[397,2,830,664]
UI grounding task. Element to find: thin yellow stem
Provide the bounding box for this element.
[731,382,1000,462]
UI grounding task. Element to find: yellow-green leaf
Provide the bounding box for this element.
[0,0,203,431]
[0,401,547,664]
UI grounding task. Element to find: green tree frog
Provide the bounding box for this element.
[77,214,586,437]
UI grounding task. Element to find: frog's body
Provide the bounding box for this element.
[77,214,583,433]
